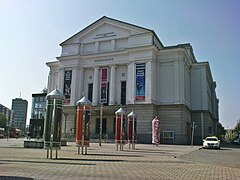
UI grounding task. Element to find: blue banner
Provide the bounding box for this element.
[135,63,145,100]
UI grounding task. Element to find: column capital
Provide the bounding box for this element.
[109,64,117,69]
[77,67,85,71]
[59,67,64,71]
[72,66,78,70]
[93,65,100,70]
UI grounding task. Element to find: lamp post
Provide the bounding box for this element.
[191,122,197,148]
[99,103,103,146]
[6,121,9,141]
[63,112,69,137]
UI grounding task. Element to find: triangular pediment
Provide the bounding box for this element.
[60,16,161,46]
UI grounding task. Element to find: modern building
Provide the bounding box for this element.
[11,98,28,131]
[46,16,219,144]
[0,104,14,127]
[29,89,47,138]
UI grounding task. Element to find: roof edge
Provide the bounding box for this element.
[60,16,164,48]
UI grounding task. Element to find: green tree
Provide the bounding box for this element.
[234,119,240,134]
[217,123,226,139]
[0,113,8,129]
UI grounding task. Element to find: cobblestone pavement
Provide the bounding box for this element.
[0,138,240,180]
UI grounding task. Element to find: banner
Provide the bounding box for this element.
[135,63,145,100]
[100,68,108,104]
[63,70,72,104]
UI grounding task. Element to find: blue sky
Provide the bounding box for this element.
[0,0,239,129]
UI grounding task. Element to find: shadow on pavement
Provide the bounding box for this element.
[0,159,96,166]
[85,153,143,157]
[0,176,34,180]
[124,149,176,154]
[58,157,124,162]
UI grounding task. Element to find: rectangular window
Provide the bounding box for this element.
[163,131,174,139]
[121,81,126,105]
[88,83,93,102]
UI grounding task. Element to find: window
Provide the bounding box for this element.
[121,81,126,105]
[163,131,174,139]
[88,83,93,102]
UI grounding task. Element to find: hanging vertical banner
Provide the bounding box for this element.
[63,70,72,104]
[100,68,108,104]
[135,63,145,100]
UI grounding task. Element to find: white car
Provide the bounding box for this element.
[203,137,220,149]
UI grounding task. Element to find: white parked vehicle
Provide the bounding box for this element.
[203,137,220,149]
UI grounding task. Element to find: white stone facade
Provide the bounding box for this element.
[46,16,219,144]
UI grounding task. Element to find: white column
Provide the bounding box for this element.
[109,65,116,105]
[70,67,77,106]
[47,71,53,93]
[92,66,99,106]
[126,62,135,104]
[173,60,180,103]
[77,68,84,99]
[58,68,64,93]
[146,60,153,103]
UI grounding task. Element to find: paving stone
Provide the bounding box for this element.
[0,139,239,180]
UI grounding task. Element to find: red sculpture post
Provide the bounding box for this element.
[115,108,126,151]
[76,96,91,154]
[128,111,137,149]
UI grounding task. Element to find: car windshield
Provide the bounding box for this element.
[206,138,218,141]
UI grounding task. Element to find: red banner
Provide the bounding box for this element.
[101,68,108,104]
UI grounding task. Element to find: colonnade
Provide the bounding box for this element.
[47,60,153,106]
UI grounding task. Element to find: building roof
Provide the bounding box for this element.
[60,16,164,48]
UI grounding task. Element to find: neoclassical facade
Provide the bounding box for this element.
[46,16,219,144]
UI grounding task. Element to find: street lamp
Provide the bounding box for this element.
[63,112,69,137]
[99,103,103,146]
[191,122,197,148]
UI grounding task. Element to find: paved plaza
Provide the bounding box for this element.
[0,138,240,180]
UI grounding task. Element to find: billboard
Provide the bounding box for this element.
[135,63,145,100]
[63,70,72,104]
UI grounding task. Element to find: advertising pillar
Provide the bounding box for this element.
[128,111,137,149]
[44,89,64,159]
[76,96,91,155]
[115,108,126,151]
[152,116,160,146]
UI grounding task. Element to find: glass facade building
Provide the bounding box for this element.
[29,91,47,138]
[11,98,28,130]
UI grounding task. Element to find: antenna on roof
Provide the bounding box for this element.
[19,92,21,98]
